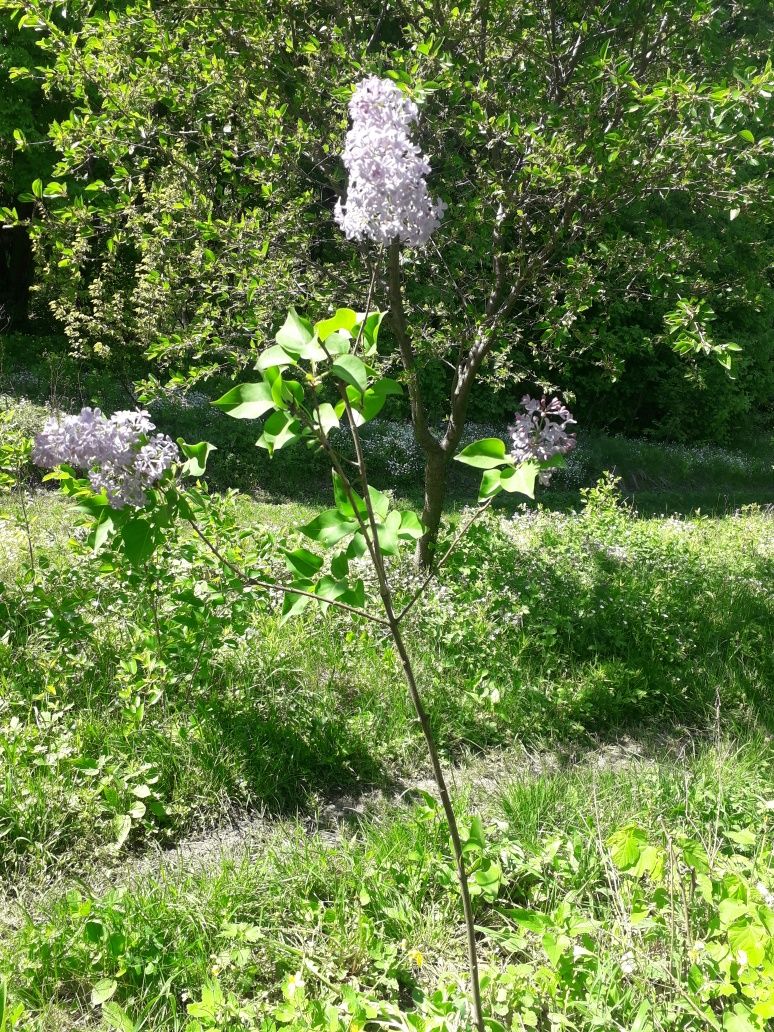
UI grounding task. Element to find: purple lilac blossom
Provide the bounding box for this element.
[33,407,178,508]
[335,76,446,247]
[509,396,576,485]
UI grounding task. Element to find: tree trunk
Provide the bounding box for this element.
[417,447,449,568]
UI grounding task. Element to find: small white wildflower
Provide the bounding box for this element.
[620,951,636,975]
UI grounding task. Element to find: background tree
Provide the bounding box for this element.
[0,7,60,327]
[2,0,772,562]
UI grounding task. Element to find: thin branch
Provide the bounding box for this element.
[352,265,377,356]
[339,396,485,1032]
[395,496,495,623]
[387,240,443,458]
[186,517,388,626]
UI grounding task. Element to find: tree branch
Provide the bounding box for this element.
[186,517,389,626]
[387,240,443,458]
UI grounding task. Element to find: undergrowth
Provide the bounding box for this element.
[0,453,772,1029]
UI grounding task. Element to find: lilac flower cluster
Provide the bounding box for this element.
[509,396,577,485]
[33,407,178,508]
[334,76,446,247]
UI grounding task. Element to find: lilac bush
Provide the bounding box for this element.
[33,407,178,508]
[334,76,445,247]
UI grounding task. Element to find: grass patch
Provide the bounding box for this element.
[1,392,772,1029]
[2,734,773,1029]
[0,480,771,886]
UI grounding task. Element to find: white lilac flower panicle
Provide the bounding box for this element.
[509,396,577,485]
[33,407,179,509]
[334,76,446,248]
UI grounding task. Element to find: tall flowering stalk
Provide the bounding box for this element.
[332,84,577,1029]
[33,78,575,1030]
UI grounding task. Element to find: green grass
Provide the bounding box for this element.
[2,734,773,1029]
[0,483,771,882]
[1,406,773,1028]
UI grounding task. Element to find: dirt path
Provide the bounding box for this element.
[102,732,669,886]
[1,730,686,929]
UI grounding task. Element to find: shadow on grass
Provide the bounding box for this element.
[418,519,774,757]
[189,689,392,815]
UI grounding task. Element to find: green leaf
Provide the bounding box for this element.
[356,311,384,353]
[349,377,402,423]
[478,468,504,501]
[301,509,358,547]
[330,354,369,393]
[346,531,368,559]
[341,578,366,609]
[727,919,767,966]
[398,511,423,539]
[504,908,551,934]
[376,510,401,555]
[469,860,502,900]
[498,461,539,499]
[315,575,351,602]
[315,402,339,436]
[738,129,755,143]
[212,382,275,419]
[275,307,313,353]
[462,815,486,851]
[718,899,749,928]
[280,584,313,623]
[298,338,329,362]
[315,308,357,342]
[333,471,364,517]
[541,932,564,967]
[330,552,349,579]
[372,377,403,398]
[607,825,648,871]
[256,344,297,371]
[270,375,305,411]
[256,411,302,454]
[726,828,756,846]
[91,978,118,1006]
[368,485,390,520]
[723,1007,758,1032]
[102,1002,137,1032]
[355,387,387,423]
[455,438,508,468]
[631,844,665,880]
[120,519,158,564]
[178,440,216,476]
[321,330,351,356]
[284,547,323,578]
[89,509,115,551]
